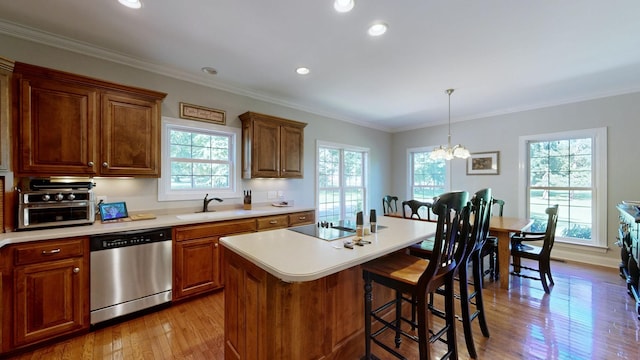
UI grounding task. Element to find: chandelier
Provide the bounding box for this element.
[429,89,470,160]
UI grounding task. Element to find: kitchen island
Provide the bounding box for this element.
[220,216,438,360]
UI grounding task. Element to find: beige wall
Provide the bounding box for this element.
[0,33,392,215]
[3,31,638,268]
[392,92,640,268]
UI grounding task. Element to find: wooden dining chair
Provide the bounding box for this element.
[382,195,399,215]
[510,204,559,293]
[402,199,433,221]
[481,198,505,281]
[362,191,471,360]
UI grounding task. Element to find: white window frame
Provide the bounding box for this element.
[316,140,369,223]
[406,146,451,201]
[518,127,607,248]
[158,116,241,201]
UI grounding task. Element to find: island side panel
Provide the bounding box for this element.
[223,247,396,360]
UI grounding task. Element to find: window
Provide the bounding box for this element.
[408,147,448,201]
[158,117,239,201]
[317,141,368,223]
[518,128,607,247]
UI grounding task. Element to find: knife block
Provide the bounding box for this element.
[244,203,252,210]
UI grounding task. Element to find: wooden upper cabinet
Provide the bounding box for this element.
[13,62,166,177]
[0,57,14,171]
[101,92,161,176]
[239,112,306,179]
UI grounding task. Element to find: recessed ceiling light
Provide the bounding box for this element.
[334,0,354,13]
[368,23,388,37]
[201,67,218,75]
[296,67,310,75]
[118,0,142,9]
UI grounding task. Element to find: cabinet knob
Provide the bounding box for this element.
[214,243,218,248]
[73,267,80,274]
[102,162,109,168]
[269,220,278,224]
[88,161,94,167]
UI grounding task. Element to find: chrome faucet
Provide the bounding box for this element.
[203,194,223,212]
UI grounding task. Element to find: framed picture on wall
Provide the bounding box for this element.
[467,151,500,175]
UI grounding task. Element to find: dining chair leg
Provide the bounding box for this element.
[416,292,432,360]
[444,275,458,359]
[394,291,402,348]
[364,273,373,359]
[458,260,477,359]
[472,251,490,338]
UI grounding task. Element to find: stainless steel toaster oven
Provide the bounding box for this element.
[18,189,96,230]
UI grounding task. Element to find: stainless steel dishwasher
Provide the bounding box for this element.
[90,227,172,324]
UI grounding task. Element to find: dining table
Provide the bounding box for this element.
[489,216,534,289]
[385,212,533,290]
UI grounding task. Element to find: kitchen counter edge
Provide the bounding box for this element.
[0,205,315,248]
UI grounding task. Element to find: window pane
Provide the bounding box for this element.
[168,127,233,191]
[411,151,445,202]
[527,137,593,241]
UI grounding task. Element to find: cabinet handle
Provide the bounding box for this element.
[42,248,61,255]
[298,216,306,220]
[88,161,94,167]
[269,220,278,224]
[73,267,80,274]
[102,162,109,168]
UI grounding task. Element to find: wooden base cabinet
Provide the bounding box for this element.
[173,219,257,301]
[2,237,89,352]
[223,248,392,360]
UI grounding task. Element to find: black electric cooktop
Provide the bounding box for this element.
[288,221,386,241]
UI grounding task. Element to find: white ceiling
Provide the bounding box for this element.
[1,1,640,132]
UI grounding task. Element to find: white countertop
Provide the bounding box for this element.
[0,205,315,248]
[220,216,437,282]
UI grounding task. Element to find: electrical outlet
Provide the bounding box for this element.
[268,191,277,199]
[277,191,284,199]
[97,195,107,204]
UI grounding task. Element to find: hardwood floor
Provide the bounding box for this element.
[7,259,640,359]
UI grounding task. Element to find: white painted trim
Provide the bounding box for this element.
[406,146,451,201]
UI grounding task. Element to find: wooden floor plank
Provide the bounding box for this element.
[5,259,640,359]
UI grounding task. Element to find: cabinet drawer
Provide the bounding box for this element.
[256,215,289,231]
[175,218,257,241]
[14,237,85,266]
[288,211,315,226]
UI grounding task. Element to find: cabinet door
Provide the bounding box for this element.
[280,124,304,178]
[13,257,87,347]
[17,77,98,176]
[251,119,280,178]
[173,237,221,300]
[101,92,161,177]
[0,63,12,171]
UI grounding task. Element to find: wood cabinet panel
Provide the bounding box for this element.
[280,124,304,178]
[16,76,98,176]
[174,237,220,299]
[239,112,306,179]
[13,62,166,177]
[101,92,161,176]
[288,211,315,227]
[173,218,257,302]
[14,238,84,266]
[13,256,88,347]
[174,219,256,241]
[0,57,14,171]
[256,215,288,231]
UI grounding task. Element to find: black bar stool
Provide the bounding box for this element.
[362,191,471,359]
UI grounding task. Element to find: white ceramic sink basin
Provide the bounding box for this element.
[176,209,266,221]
